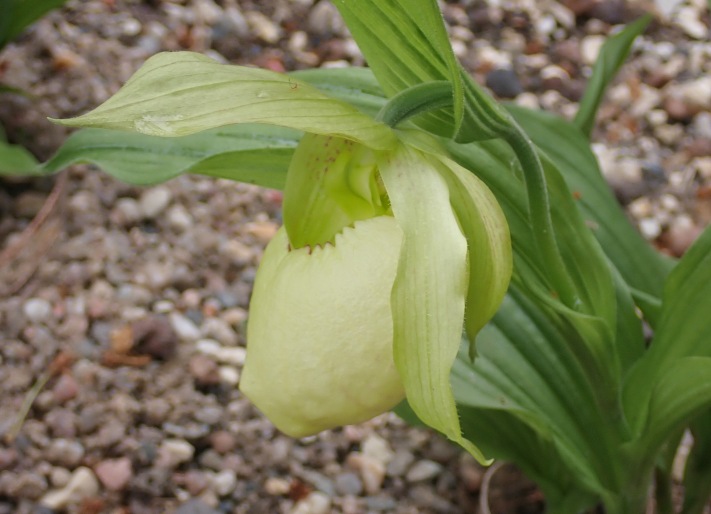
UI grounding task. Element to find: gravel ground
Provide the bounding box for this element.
[0,1,709,513]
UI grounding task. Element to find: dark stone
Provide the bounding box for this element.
[485,68,523,99]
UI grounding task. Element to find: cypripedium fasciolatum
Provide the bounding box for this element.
[55,52,512,462]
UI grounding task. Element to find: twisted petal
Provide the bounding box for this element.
[379,143,489,462]
[240,216,405,437]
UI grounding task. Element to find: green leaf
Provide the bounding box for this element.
[0,137,39,176]
[682,412,711,514]
[574,15,652,138]
[507,104,673,309]
[291,67,387,119]
[625,224,711,433]
[459,406,599,513]
[444,137,626,407]
[453,290,619,499]
[634,358,711,465]
[43,125,299,188]
[379,142,487,462]
[334,0,515,143]
[53,51,395,151]
[0,0,68,48]
[334,0,457,136]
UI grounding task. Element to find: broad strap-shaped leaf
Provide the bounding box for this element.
[508,104,674,308]
[624,224,711,434]
[453,290,621,499]
[574,15,652,138]
[633,357,711,469]
[53,52,395,150]
[42,125,299,188]
[379,142,486,462]
[682,412,711,514]
[335,0,514,143]
[0,0,69,48]
[445,137,626,407]
[459,406,599,514]
[334,0,456,137]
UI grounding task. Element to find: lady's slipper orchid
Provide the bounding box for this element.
[55,52,512,461]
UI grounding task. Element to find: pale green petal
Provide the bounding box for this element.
[53,52,395,151]
[240,216,405,438]
[433,155,512,344]
[379,143,488,462]
[397,130,512,343]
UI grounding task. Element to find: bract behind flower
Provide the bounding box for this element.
[240,216,405,438]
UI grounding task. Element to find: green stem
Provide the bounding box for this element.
[376,81,453,128]
[503,125,580,309]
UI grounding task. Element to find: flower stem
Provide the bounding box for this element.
[376,81,453,128]
[503,124,579,309]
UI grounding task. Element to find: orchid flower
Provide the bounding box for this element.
[56,52,512,461]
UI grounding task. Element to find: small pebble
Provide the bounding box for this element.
[209,431,236,454]
[264,477,291,496]
[189,354,221,386]
[46,439,85,468]
[170,313,202,341]
[52,374,80,404]
[5,471,48,500]
[335,472,363,496]
[211,469,236,496]
[157,439,195,468]
[485,68,523,98]
[386,449,415,477]
[290,491,331,514]
[139,186,172,219]
[218,366,240,385]
[94,457,133,491]
[362,433,394,466]
[23,298,52,324]
[40,467,99,510]
[346,453,385,494]
[406,460,443,482]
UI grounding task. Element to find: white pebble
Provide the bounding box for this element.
[675,6,708,39]
[23,298,52,323]
[639,217,662,240]
[157,439,195,468]
[40,467,99,510]
[290,491,331,514]
[139,186,172,219]
[219,366,240,385]
[166,204,193,232]
[211,469,237,496]
[581,35,605,65]
[170,313,202,341]
[264,476,291,495]
[406,460,443,482]
[362,434,394,466]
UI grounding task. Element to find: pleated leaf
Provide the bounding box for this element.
[624,224,711,435]
[507,103,673,321]
[42,125,299,188]
[453,290,620,499]
[53,52,395,151]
